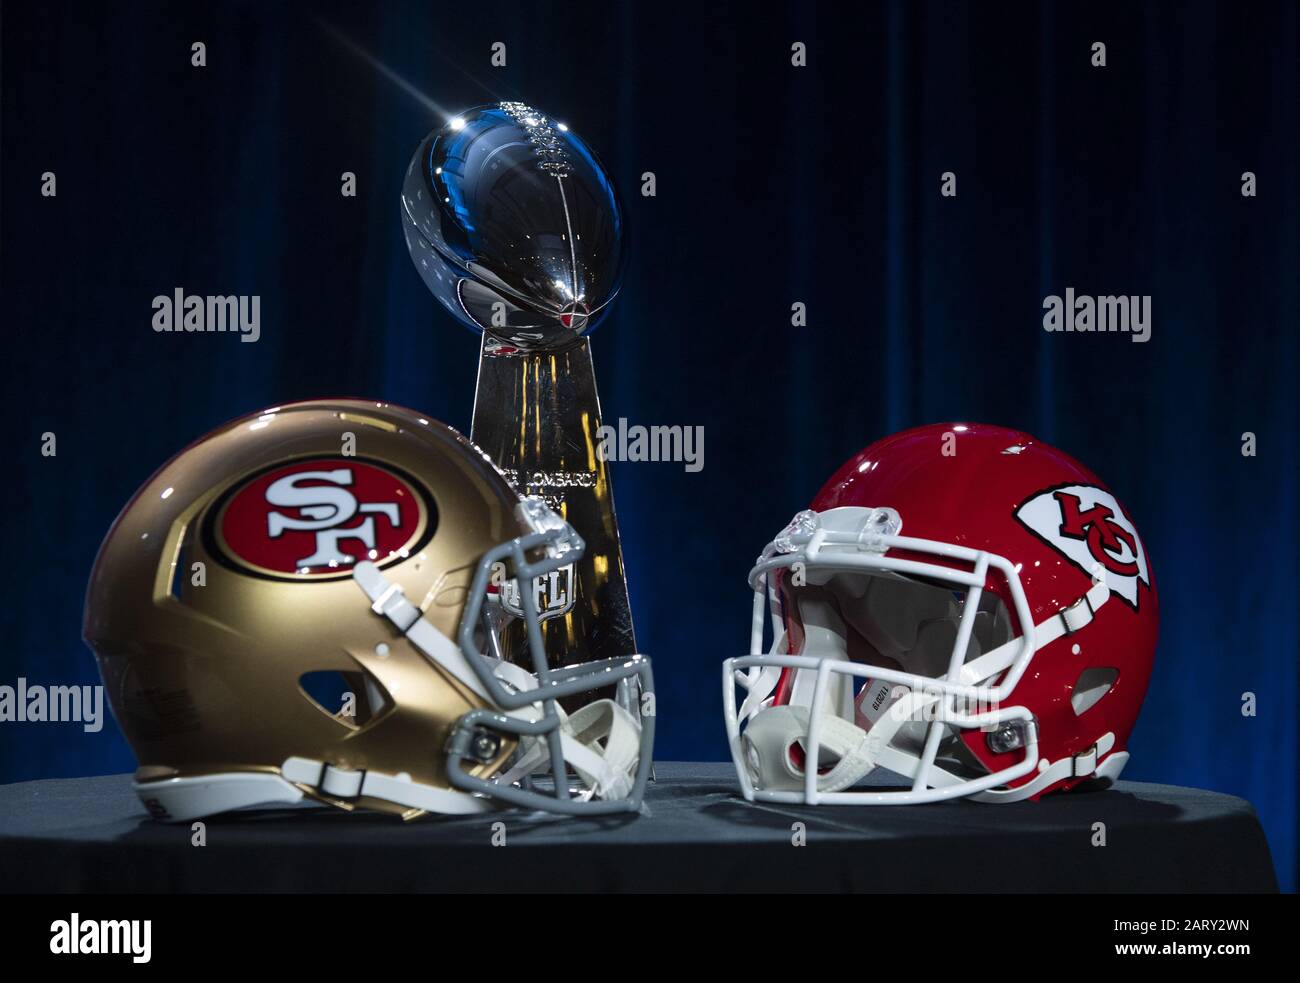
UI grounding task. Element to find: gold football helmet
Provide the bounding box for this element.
[83,399,654,820]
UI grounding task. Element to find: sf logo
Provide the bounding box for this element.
[1053,491,1139,576]
[266,468,399,569]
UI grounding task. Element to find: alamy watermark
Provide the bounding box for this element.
[596,418,704,473]
[1043,288,1151,343]
[152,288,261,342]
[0,678,104,732]
[50,913,151,963]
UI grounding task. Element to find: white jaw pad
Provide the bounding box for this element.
[281,757,493,815]
[134,761,497,821]
[134,772,305,822]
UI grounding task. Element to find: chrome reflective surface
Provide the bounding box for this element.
[472,338,638,671]
[401,101,625,352]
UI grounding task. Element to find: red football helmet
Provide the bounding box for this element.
[723,423,1158,804]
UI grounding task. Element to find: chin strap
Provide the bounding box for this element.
[956,578,1111,688]
[352,561,641,805]
[495,699,643,801]
[353,561,499,700]
[742,705,881,793]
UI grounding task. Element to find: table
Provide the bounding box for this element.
[0,763,1277,892]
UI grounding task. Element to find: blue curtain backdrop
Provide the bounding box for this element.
[2,0,1296,889]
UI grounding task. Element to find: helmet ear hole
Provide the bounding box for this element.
[298,670,393,730]
[1070,667,1118,716]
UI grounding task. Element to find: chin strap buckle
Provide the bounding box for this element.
[1071,731,1117,778]
[368,582,419,632]
[1059,578,1111,636]
[283,758,365,799]
[280,755,494,816]
[1072,744,1099,777]
[353,560,421,631]
[1061,595,1095,635]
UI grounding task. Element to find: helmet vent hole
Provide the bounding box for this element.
[1070,667,1117,716]
[299,670,392,730]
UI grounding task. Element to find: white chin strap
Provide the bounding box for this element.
[743,705,880,793]
[352,561,641,807]
[495,699,643,801]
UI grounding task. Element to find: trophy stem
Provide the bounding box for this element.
[471,336,639,670]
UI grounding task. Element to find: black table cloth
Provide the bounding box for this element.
[0,763,1276,892]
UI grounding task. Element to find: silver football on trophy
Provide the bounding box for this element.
[401,102,626,352]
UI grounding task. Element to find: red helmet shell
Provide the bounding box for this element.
[809,423,1159,797]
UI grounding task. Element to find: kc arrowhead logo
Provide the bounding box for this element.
[1015,484,1150,609]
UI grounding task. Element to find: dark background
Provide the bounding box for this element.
[2,0,1296,890]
